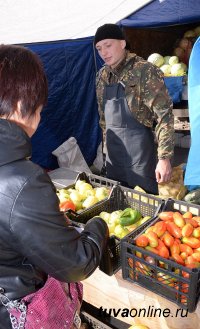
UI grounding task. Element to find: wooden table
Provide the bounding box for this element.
[82,268,200,329]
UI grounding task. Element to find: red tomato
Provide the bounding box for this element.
[156,238,165,250]
[185,218,199,228]
[185,255,196,265]
[192,252,200,262]
[158,211,174,221]
[135,261,151,275]
[167,222,182,239]
[182,223,194,237]
[170,241,180,255]
[162,232,175,248]
[183,211,193,219]
[173,212,185,228]
[145,246,160,255]
[192,216,200,226]
[146,231,159,248]
[135,234,149,247]
[171,253,185,265]
[180,243,193,256]
[182,237,200,249]
[153,221,167,237]
[193,227,200,238]
[59,200,76,212]
[158,245,170,259]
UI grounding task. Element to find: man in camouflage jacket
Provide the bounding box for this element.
[94,23,174,193]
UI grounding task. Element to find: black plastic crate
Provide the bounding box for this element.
[163,197,200,216]
[53,171,119,190]
[119,185,163,215]
[121,198,200,312]
[55,171,119,216]
[67,186,164,276]
[76,172,118,189]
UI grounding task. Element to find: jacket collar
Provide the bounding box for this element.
[0,119,31,166]
[104,51,137,80]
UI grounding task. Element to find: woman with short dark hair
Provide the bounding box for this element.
[0,44,108,329]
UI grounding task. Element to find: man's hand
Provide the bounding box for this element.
[155,159,172,183]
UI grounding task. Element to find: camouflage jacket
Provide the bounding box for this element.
[96,51,174,159]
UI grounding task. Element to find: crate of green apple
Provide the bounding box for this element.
[65,185,164,276]
[57,173,117,213]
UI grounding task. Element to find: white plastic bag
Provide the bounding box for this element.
[92,142,104,173]
[52,137,91,173]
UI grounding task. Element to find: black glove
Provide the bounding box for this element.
[83,216,109,258]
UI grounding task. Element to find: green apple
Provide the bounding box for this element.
[84,189,95,197]
[78,182,93,198]
[109,210,122,225]
[73,200,83,211]
[95,187,109,201]
[75,179,86,191]
[82,196,99,208]
[114,225,129,239]
[108,222,116,235]
[137,216,151,226]
[70,190,83,203]
[67,188,76,194]
[120,228,129,238]
[57,189,70,203]
[99,211,111,222]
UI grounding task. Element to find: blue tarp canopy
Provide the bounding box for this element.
[23,0,200,169]
[28,38,102,169]
[119,0,200,28]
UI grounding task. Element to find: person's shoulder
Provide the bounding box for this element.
[96,65,107,86]
[127,53,152,73]
[96,65,106,77]
[134,55,164,78]
[130,53,157,70]
[127,52,145,65]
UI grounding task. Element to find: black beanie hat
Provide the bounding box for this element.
[94,24,125,45]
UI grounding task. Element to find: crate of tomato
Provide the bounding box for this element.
[67,186,164,276]
[121,198,200,312]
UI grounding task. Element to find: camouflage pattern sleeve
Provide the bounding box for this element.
[142,63,175,159]
[96,69,106,145]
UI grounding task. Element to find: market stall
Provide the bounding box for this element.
[51,169,200,329]
[2,2,200,329]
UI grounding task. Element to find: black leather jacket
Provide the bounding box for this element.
[0,119,108,328]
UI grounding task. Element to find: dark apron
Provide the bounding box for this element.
[104,81,158,194]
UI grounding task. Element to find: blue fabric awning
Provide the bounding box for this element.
[26,38,101,170]
[22,0,200,171]
[119,0,200,28]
